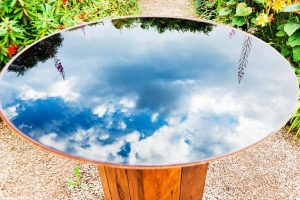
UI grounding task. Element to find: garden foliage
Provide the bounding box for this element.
[0,0,139,68]
[196,0,300,63]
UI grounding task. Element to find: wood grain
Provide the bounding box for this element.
[126,169,144,200]
[179,163,209,200]
[97,163,209,200]
[104,167,131,200]
[97,166,112,200]
[142,168,182,200]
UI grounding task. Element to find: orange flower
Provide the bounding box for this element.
[7,44,19,58]
[62,0,67,5]
[80,12,86,21]
[55,24,65,30]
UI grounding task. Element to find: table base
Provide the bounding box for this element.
[97,163,208,200]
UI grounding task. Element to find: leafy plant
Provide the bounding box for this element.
[279,4,300,63]
[195,1,300,63]
[67,164,89,190]
[289,102,300,140]
[0,0,140,69]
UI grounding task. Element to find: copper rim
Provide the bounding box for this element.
[0,16,298,169]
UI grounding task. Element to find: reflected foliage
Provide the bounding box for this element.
[112,18,215,34]
[68,22,104,33]
[238,36,253,84]
[8,34,64,76]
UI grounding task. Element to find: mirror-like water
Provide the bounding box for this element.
[0,17,298,166]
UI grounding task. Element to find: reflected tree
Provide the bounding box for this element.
[112,18,215,34]
[8,34,64,76]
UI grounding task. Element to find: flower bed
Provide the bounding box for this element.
[0,0,140,68]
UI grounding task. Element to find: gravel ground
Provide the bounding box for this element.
[0,1,300,200]
[0,122,103,200]
[205,129,300,200]
[139,0,195,17]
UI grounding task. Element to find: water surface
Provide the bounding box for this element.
[0,17,298,166]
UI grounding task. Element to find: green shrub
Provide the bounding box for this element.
[0,0,140,69]
[195,0,300,139]
[196,1,300,64]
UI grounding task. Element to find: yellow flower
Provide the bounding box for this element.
[286,0,298,4]
[272,0,286,12]
[256,13,272,26]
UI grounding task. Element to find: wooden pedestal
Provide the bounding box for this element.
[97,163,208,200]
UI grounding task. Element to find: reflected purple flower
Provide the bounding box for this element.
[229,29,235,39]
[54,56,65,81]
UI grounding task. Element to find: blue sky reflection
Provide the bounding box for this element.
[0,18,298,165]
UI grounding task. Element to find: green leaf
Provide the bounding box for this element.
[232,16,245,26]
[276,30,286,37]
[293,46,300,62]
[287,31,300,47]
[277,24,285,31]
[280,3,300,13]
[10,0,18,7]
[10,32,17,42]
[253,0,267,4]
[226,0,237,6]
[294,67,300,74]
[284,23,300,36]
[281,46,292,57]
[13,8,22,13]
[235,3,252,16]
[251,17,257,24]
[219,7,232,16]
[18,0,24,6]
[74,165,80,180]
[66,177,76,188]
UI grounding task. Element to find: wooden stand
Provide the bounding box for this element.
[97,163,208,200]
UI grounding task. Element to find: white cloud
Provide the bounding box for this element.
[129,125,192,165]
[4,104,19,120]
[39,133,66,151]
[93,104,107,118]
[123,131,140,143]
[98,133,109,140]
[20,88,47,101]
[73,139,125,163]
[124,89,275,165]
[120,97,136,108]
[151,113,158,123]
[119,121,127,130]
[19,78,79,102]
[48,79,79,101]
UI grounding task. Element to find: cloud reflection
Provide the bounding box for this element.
[0,18,297,165]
